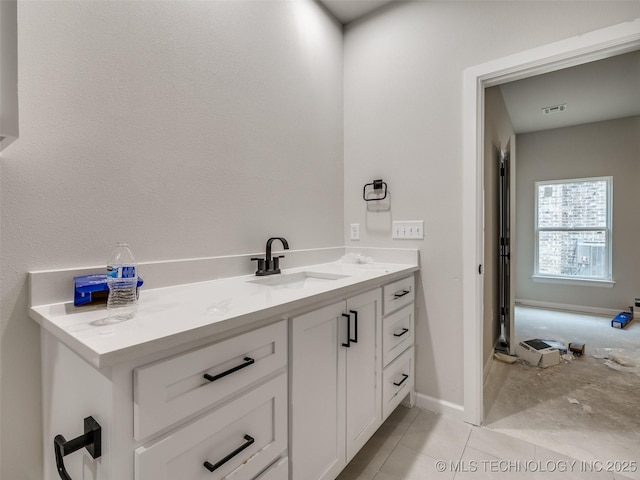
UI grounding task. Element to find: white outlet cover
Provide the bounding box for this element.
[350,223,360,241]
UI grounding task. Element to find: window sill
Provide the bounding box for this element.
[531,275,615,288]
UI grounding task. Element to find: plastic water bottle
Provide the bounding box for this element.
[106,242,138,322]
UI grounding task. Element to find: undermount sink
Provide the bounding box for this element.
[248,271,350,289]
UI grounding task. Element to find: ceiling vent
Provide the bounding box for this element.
[541,104,567,115]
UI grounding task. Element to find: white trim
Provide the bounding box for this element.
[463,18,640,427]
[414,392,464,421]
[515,298,634,318]
[484,348,494,385]
[531,275,614,288]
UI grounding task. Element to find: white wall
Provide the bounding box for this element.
[344,2,640,409]
[515,116,640,311]
[0,1,343,477]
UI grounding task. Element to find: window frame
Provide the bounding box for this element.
[533,176,613,286]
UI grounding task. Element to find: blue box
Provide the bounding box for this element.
[611,311,633,329]
[74,274,143,306]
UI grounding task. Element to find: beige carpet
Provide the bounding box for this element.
[484,306,640,479]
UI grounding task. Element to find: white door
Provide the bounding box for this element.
[290,302,346,480]
[345,290,382,461]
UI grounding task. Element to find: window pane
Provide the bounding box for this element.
[537,180,607,228]
[538,231,607,278]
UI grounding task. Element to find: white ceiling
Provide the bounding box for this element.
[319,0,396,24]
[499,50,640,134]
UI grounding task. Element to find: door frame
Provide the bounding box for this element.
[462,18,640,426]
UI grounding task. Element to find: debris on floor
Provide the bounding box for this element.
[567,397,580,404]
[541,339,567,354]
[568,342,585,356]
[560,351,575,362]
[494,352,518,364]
[611,306,634,329]
[593,347,640,376]
[516,339,560,368]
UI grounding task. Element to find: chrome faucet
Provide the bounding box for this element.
[251,237,290,276]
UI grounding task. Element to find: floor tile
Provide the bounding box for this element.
[337,406,421,480]
[378,443,454,480]
[467,426,536,461]
[532,446,614,480]
[454,446,511,479]
[399,410,471,461]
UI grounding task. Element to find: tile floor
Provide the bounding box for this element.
[337,405,638,480]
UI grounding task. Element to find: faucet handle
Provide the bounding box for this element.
[272,255,285,273]
[250,257,266,275]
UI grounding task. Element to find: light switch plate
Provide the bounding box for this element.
[392,221,424,239]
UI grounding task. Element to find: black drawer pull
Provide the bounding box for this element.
[342,313,351,348]
[204,357,255,383]
[350,310,358,343]
[393,374,409,387]
[394,290,410,299]
[203,434,254,472]
[393,328,409,337]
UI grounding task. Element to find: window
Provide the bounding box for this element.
[534,176,612,283]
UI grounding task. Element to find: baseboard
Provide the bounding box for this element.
[415,392,464,421]
[515,298,638,319]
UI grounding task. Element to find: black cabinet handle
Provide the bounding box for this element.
[393,328,409,337]
[54,416,101,480]
[349,310,358,343]
[342,313,351,347]
[203,434,254,472]
[204,357,255,383]
[393,374,409,387]
[394,290,410,299]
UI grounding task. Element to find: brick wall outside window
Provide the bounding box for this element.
[536,178,610,279]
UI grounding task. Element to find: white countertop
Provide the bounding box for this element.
[30,261,418,368]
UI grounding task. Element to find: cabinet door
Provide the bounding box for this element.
[291,302,346,480]
[345,289,382,461]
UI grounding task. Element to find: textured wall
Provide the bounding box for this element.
[0,1,343,477]
[344,2,640,408]
[516,116,640,310]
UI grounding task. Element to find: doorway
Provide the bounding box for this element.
[462,19,640,427]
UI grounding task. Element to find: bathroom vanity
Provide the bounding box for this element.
[30,252,418,480]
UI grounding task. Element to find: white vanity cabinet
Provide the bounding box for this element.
[41,320,289,480]
[290,289,382,480]
[34,259,418,480]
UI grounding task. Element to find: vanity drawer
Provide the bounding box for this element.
[382,346,414,419]
[382,304,414,367]
[134,320,286,440]
[382,276,414,316]
[135,373,287,480]
[255,457,288,480]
